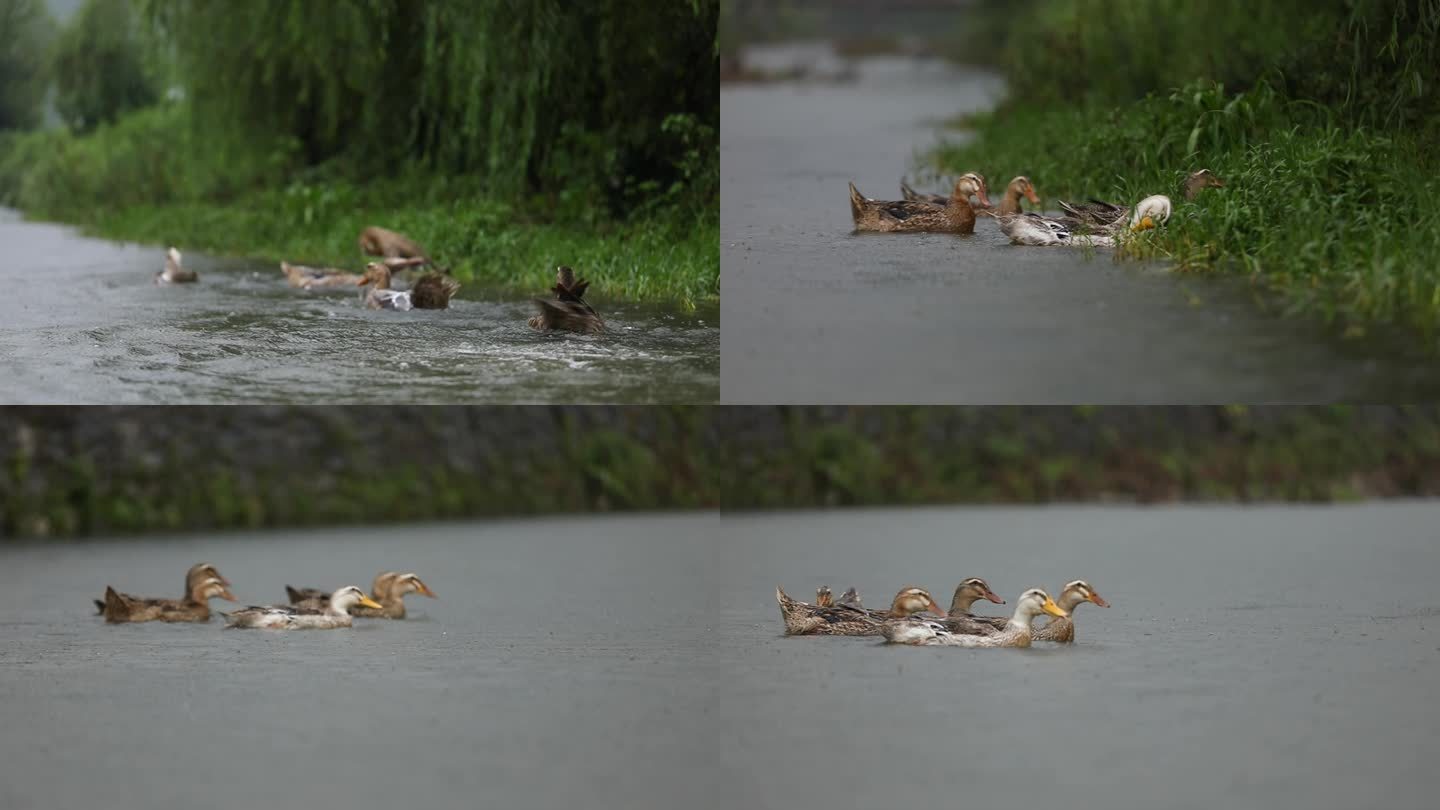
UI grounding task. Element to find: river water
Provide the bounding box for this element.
[3,504,1437,808]
[1,211,718,403]
[712,502,1440,809]
[0,514,725,809]
[720,44,1440,402]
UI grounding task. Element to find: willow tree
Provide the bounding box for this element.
[0,0,56,131]
[137,0,718,212]
[53,0,158,132]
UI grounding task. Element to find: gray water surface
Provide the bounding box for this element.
[720,44,1440,402]
[714,502,1440,809]
[0,515,724,809]
[2,211,718,403]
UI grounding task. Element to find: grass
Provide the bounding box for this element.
[927,80,1440,345]
[0,104,718,306]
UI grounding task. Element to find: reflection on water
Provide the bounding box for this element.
[721,43,1440,402]
[0,211,717,403]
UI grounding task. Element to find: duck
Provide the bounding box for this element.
[286,572,437,619]
[849,173,991,234]
[155,247,197,284]
[356,262,460,311]
[1058,169,1223,232]
[101,576,236,623]
[280,261,362,290]
[776,585,944,636]
[971,175,1043,217]
[814,586,834,607]
[1031,580,1110,643]
[95,562,229,615]
[881,588,1068,647]
[528,266,605,334]
[358,226,433,265]
[937,577,1011,635]
[898,174,1000,209]
[223,586,383,630]
[997,212,1116,247]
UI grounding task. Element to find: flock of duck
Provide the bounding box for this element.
[96,562,437,630]
[154,225,605,334]
[776,577,1109,647]
[848,169,1225,246]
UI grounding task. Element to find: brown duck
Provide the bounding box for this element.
[356,263,460,311]
[95,562,229,615]
[849,173,991,233]
[287,571,437,619]
[1031,580,1110,643]
[528,266,605,334]
[776,585,944,636]
[280,261,362,290]
[101,576,236,623]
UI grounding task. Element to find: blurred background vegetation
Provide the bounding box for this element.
[5,406,1439,540]
[0,0,719,303]
[723,0,1440,343]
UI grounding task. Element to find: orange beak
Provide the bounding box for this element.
[974,187,992,208]
[355,276,369,286]
[219,588,238,602]
[926,597,945,616]
[1090,593,1110,608]
[984,589,1005,605]
[1024,186,1041,204]
[415,580,437,598]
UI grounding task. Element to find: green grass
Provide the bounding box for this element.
[928,80,1440,344]
[0,104,718,306]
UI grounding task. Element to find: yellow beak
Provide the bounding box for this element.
[1131,215,1156,232]
[358,596,384,610]
[1042,597,1069,618]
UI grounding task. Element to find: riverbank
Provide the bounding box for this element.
[928,82,1440,348]
[0,407,717,539]
[6,407,1440,540]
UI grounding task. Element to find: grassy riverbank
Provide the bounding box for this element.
[926,0,1440,346]
[0,1,718,305]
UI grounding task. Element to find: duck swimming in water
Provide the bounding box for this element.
[155,247,197,284]
[882,588,1068,648]
[1031,580,1110,643]
[776,585,944,636]
[224,586,383,630]
[101,576,236,623]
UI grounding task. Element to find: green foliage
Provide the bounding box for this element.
[932,80,1440,341]
[0,0,56,131]
[52,0,159,132]
[135,0,718,217]
[933,0,1440,343]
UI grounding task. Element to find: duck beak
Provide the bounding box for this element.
[926,596,946,616]
[219,588,238,602]
[984,589,1005,604]
[358,596,384,610]
[415,580,437,598]
[974,188,992,208]
[1090,593,1110,608]
[355,277,368,286]
[1042,597,1069,618]
[1024,187,1040,204]
[1132,215,1156,232]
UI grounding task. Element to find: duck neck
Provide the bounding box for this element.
[1056,591,1087,613]
[1000,186,1025,215]
[1006,605,1042,634]
[948,593,978,617]
[1183,175,1205,200]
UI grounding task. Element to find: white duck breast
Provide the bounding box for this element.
[225,586,382,630]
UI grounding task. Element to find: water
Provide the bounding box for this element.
[720,44,1440,402]
[0,514,724,809]
[4,504,1438,808]
[712,502,1440,808]
[0,211,718,403]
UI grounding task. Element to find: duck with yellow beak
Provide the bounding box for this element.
[224,586,384,630]
[881,588,1069,647]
